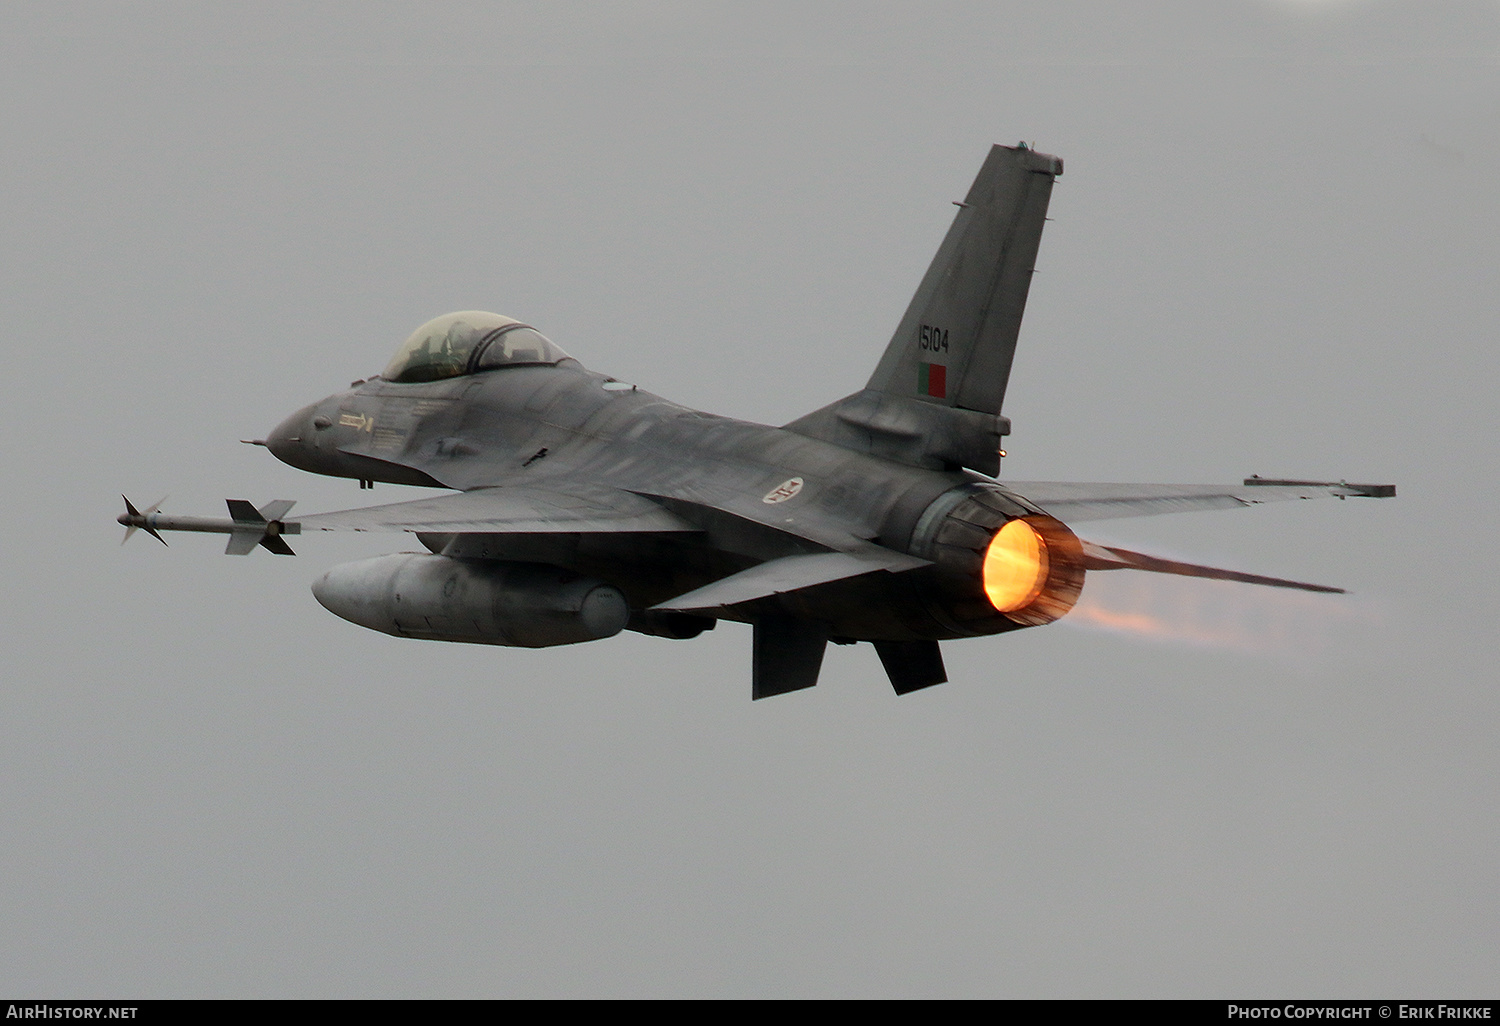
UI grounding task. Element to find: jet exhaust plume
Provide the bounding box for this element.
[1064,571,1383,664]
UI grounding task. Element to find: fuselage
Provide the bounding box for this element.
[266,357,1054,642]
[120,147,1386,696]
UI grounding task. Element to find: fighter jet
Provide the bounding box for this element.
[119,143,1393,698]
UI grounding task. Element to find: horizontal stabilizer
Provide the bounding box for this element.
[1005,478,1396,523]
[1080,539,1344,593]
[651,547,930,613]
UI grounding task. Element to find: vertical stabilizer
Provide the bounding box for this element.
[786,144,1061,475]
[867,143,1061,415]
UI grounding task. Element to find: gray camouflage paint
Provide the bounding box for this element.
[128,145,1393,697]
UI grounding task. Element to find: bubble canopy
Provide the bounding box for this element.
[381,311,572,384]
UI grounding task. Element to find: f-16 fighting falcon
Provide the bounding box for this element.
[119,143,1394,698]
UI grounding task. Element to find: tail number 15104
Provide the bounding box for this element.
[919,324,949,353]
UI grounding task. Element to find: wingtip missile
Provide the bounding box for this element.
[115,497,299,555]
[1243,476,1396,499]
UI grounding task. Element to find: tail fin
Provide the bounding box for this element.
[787,144,1061,475]
[868,143,1061,414]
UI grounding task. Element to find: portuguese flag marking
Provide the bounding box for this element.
[918,361,947,399]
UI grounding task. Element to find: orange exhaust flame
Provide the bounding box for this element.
[983,519,1049,613]
[1063,571,1383,663]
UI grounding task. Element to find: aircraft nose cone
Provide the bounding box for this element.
[266,403,322,471]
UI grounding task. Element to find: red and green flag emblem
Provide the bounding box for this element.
[918,361,947,398]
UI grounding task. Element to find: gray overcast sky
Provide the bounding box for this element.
[2,0,1496,998]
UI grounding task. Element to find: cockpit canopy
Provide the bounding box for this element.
[381,311,572,384]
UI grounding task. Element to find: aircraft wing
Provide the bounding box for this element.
[292,484,699,535]
[1003,477,1395,523]
[651,547,931,613]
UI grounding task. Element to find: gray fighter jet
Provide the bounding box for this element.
[120,144,1393,698]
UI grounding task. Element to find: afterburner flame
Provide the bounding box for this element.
[983,519,1049,613]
